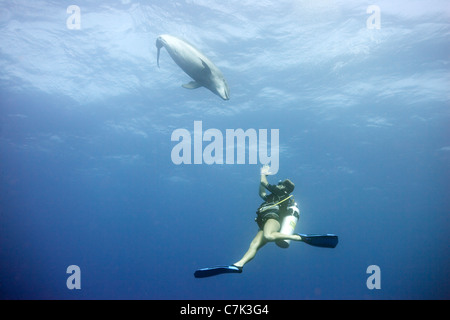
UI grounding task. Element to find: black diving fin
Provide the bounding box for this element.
[297,234,338,248]
[194,265,243,278]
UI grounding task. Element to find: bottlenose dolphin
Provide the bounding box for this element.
[156,34,230,100]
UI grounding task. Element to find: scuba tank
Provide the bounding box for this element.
[276,202,300,248]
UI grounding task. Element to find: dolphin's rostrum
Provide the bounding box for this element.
[156,34,230,100]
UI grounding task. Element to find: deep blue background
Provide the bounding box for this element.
[1,0,449,299]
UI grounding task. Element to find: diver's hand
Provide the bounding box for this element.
[260,164,274,176]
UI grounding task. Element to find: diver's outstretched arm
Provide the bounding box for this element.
[259,172,269,199]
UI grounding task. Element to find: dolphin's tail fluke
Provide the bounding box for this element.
[156,37,164,68]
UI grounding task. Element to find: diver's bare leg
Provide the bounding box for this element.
[263,219,302,242]
[233,231,266,268]
[233,220,302,268]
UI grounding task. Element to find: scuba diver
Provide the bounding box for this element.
[194,165,338,278]
[233,165,301,269]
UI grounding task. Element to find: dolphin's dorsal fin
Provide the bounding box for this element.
[182,81,202,89]
[201,59,212,75]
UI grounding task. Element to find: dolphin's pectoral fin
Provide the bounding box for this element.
[201,60,212,75]
[182,81,202,89]
[157,47,161,68]
[156,38,164,68]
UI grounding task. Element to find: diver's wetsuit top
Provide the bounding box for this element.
[255,184,294,229]
[262,184,288,203]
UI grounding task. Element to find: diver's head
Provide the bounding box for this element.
[277,179,295,195]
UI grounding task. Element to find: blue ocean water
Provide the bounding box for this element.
[0,0,449,300]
